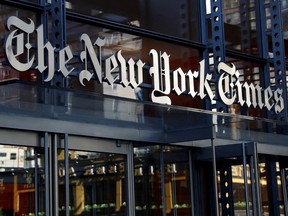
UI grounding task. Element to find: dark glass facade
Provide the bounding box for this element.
[0,0,287,216]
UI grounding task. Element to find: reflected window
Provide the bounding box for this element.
[0,5,39,84]
[66,0,200,41]
[59,150,127,215]
[66,20,201,109]
[222,0,259,55]
[0,145,45,216]
[10,153,16,160]
[134,145,191,215]
[281,0,288,60]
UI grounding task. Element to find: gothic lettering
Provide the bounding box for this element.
[4,16,285,114]
[5,16,35,71]
[149,49,172,105]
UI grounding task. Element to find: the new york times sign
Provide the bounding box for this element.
[4,16,284,113]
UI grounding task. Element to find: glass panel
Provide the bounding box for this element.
[66,0,200,41]
[258,158,286,215]
[134,145,191,216]
[134,145,163,215]
[231,164,253,214]
[60,150,127,216]
[163,146,191,216]
[66,20,201,109]
[222,0,259,55]
[0,144,45,216]
[0,5,39,84]
[221,56,265,118]
[281,0,288,79]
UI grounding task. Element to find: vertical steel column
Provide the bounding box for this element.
[199,0,210,110]
[239,0,251,53]
[188,150,195,216]
[266,159,280,215]
[251,143,262,216]
[280,168,288,215]
[52,134,59,216]
[44,132,50,216]
[268,0,288,120]
[160,146,166,216]
[249,155,257,216]
[127,144,136,216]
[211,139,219,216]
[64,134,69,216]
[242,143,250,216]
[219,166,234,215]
[50,0,67,88]
[209,0,227,112]
[34,146,39,215]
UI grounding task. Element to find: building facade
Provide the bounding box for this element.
[0,0,288,215]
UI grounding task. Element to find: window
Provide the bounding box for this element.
[0,153,6,157]
[10,153,16,160]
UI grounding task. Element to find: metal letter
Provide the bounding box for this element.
[117,50,129,87]
[104,55,118,85]
[35,25,55,82]
[186,70,198,98]
[127,58,145,89]
[242,83,257,108]
[274,88,284,114]
[198,60,214,100]
[173,68,186,95]
[256,85,264,109]
[79,34,104,85]
[58,46,74,77]
[5,16,35,71]
[149,49,171,105]
[264,87,274,111]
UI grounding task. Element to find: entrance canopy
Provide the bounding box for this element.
[0,82,287,148]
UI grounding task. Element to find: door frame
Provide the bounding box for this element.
[0,128,135,216]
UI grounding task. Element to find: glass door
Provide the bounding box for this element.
[0,130,133,216]
[58,135,132,216]
[133,145,192,216]
[60,150,126,216]
[0,129,45,216]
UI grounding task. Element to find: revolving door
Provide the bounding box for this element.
[195,142,288,216]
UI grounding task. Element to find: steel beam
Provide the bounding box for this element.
[209,0,227,112]
[219,165,234,215]
[266,158,280,215]
[268,0,288,120]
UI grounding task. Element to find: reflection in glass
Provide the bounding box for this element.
[216,160,253,215]
[134,145,191,216]
[58,150,126,216]
[259,160,285,215]
[222,0,259,55]
[0,145,44,216]
[134,146,162,216]
[66,20,201,109]
[163,146,191,216]
[217,56,265,118]
[281,1,288,61]
[66,0,200,41]
[231,164,253,214]
[0,5,39,84]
